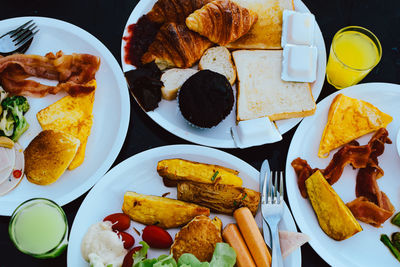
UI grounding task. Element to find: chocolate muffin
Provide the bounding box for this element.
[178,70,234,128]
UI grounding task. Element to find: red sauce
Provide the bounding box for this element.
[123,15,161,67]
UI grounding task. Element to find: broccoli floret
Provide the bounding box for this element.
[1,96,30,141]
[0,109,14,137]
[1,96,30,114]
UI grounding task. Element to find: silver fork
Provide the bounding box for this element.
[0,20,39,56]
[262,171,284,267]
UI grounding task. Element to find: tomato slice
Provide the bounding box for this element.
[13,170,22,179]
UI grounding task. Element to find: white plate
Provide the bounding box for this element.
[286,83,400,267]
[68,145,301,267]
[120,0,326,148]
[0,17,130,215]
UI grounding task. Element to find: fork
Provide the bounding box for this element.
[0,20,39,56]
[262,170,284,267]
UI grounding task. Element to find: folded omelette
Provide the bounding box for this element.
[36,80,96,169]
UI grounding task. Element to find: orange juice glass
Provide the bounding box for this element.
[326,26,382,89]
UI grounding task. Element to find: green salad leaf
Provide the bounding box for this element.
[132,242,236,267]
[210,243,236,267]
[178,254,209,267]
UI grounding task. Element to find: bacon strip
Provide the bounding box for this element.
[291,158,315,198]
[0,51,100,97]
[292,128,393,227]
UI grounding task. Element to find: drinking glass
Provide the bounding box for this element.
[326,26,382,89]
[9,198,68,258]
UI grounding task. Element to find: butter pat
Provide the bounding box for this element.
[282,44,317,82]
[281,10,315,47]
[231,117,282,148]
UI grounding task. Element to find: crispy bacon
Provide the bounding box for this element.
[346,194,394,227]
[292,128,393,227]
[322,144,371,184]
[291,158,315,198]
[0,51,100,97]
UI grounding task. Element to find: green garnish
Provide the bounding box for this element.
[233,200,237,206]
[241,194,247,201]
[392,232,400,252]
[211,171,219,182]
[381,234,400,262]
[392,212,400,227]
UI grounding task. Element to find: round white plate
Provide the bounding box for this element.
[0,17,130,216]
[120,0,326,148]
[286,83,400,267]
[68,145,301,267]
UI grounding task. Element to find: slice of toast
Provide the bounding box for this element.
[318,94,393,158]
[199,46,236,85]
[161,68,198,100]
[226,0,294,49]
[233,50,316,122]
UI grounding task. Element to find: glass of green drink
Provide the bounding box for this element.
[8,198,68,258]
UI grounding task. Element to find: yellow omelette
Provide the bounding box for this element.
[318,94,392,158]
[36,80,96,169]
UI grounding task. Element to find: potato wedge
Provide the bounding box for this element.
[122,191,210,229]
[157,159,243,186]
[177,181,260,215]
[305,170,362,241]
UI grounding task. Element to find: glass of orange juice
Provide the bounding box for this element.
[326,26,382,89]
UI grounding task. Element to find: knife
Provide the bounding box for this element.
[259,159,272,248]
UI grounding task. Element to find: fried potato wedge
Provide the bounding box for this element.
[305,170,362,241]
[177,181,260,215]
[157,159,243,186]
[122,191,210,229]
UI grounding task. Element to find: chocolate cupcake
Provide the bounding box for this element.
[178,70,234,128]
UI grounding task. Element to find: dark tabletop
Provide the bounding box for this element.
[1,0,399,266]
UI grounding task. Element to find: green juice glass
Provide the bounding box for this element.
[8,198,68,259]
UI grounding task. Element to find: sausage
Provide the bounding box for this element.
[234,207,271,267]
[222,223,257,267]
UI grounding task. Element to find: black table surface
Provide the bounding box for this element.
[1,0,399,266]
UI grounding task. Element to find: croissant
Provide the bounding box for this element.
[147,0,213,24]
[186,0,258,46]
[142,23,213,70]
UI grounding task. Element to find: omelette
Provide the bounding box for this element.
[36,80,96,169]
[318,94,392,158]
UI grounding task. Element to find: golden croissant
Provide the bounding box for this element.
[186,0,258,46]
[142,23,213,70]
[147,0,213,24]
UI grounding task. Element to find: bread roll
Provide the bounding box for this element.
[142,23,213,70]
[25,130,80,185]
[186,0,258,45]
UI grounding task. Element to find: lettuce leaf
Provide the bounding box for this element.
[133,241,150,266]
[131,241,235,267]
[209,243,236,267]
[178,254,209,267]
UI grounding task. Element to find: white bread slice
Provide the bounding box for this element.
[161,68,198,100]
[199,46,236,85]
[233,50,316,121]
